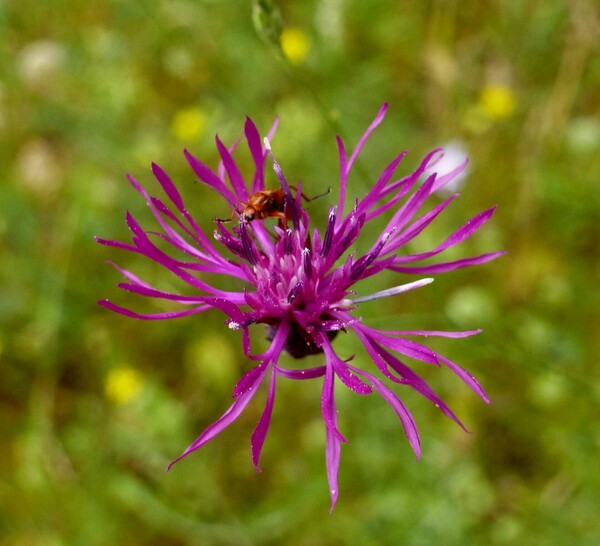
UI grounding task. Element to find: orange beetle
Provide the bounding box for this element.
[240,188,287,222]
[218,186,330,224]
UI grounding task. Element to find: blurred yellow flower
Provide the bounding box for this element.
[171,107,206,142]
[281,27,310,65]
[479,84,517,120]
[105,367,144,405]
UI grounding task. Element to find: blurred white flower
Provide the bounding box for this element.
[316,0,344,49]
[16,139,63,198]
[565,117,600,154]
[17,40,66,92]
[423,140,470,194]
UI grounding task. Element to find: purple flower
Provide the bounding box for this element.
[98,103,503,510]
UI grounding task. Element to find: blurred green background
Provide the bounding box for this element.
[1,0,599,544]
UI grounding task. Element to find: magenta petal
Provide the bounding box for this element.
[439,206,498,248]
[150,163,185,211]
[325,422,341,513]
[116,283,210,303]
[381,173,436,237]
[373,340,469,431]
[200,297,246,322]
[360,152,408,214]
[351,325,469,431]
[321,366,348,443]
[351,366,421,458]
[364,332,441,365]
[251,366,277,471]
[98,299,209,320]
[431,157,468,193]
[95,237,139,253]
[106,261,153,288]
[216,135,248,200]
[346,102,388,174]
[184,149,237,206]
[382,194,459,253]
[276,365,327,379]
[167,383,261,470]
[334,364,372,394]
[322,339,372,394]
[438,355,490,403]
[373,329,482,338]
[244,116,266,193]
[390,206,498,264]
[266,116,279,145]
[392,251,506,274]
[232,362,269,398]
[336,135,348,215]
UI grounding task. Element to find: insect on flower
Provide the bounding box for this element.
[98,103,504,511]
[219,185,330,223]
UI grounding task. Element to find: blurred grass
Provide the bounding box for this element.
[1,0,599,544]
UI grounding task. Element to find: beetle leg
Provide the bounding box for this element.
[215,201,246,223]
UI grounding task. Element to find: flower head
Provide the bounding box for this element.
[98,103,503,510]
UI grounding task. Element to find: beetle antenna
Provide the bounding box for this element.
[306,187,331,202]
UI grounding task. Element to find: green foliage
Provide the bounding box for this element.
[252,0,283,49]
[1,0,599,544]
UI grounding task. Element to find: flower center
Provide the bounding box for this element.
[255,250,305,311]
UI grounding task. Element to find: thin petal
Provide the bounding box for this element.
[232,361,269,398]
[337,103,388,219]
[167,382,261,470]
[336,135,348,215]
[431,157,468,193]
[264,138,299,229]
[244,116,266,193]
[184,149,237,207]
[369,329,482,338]
[116,283,215,304]
[326,422,341,513]
[251,366,277,471]
[381,194,459,254]
[392,206,499,264]
[233,322,290,398]
[351,325,468,431]
[360,328,441,365]
[105,261,153,288]
[321,366,347,443]
[150,163,185,211]
[216,135,248,200]
[322,337,372,394]
[98,299,209,319]
[95,237,139,253]
[391,251,506,274]
[350,365,421,458]
[438,206,498,249]
[275,365,327,379]
[372,339,468,431]
[378,173,436,243]
[346,102,388,175]
[350,278,434,304]
[437,354,490,403]
[360,152,408,213]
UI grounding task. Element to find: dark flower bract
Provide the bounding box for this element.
[98,103,504,510]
